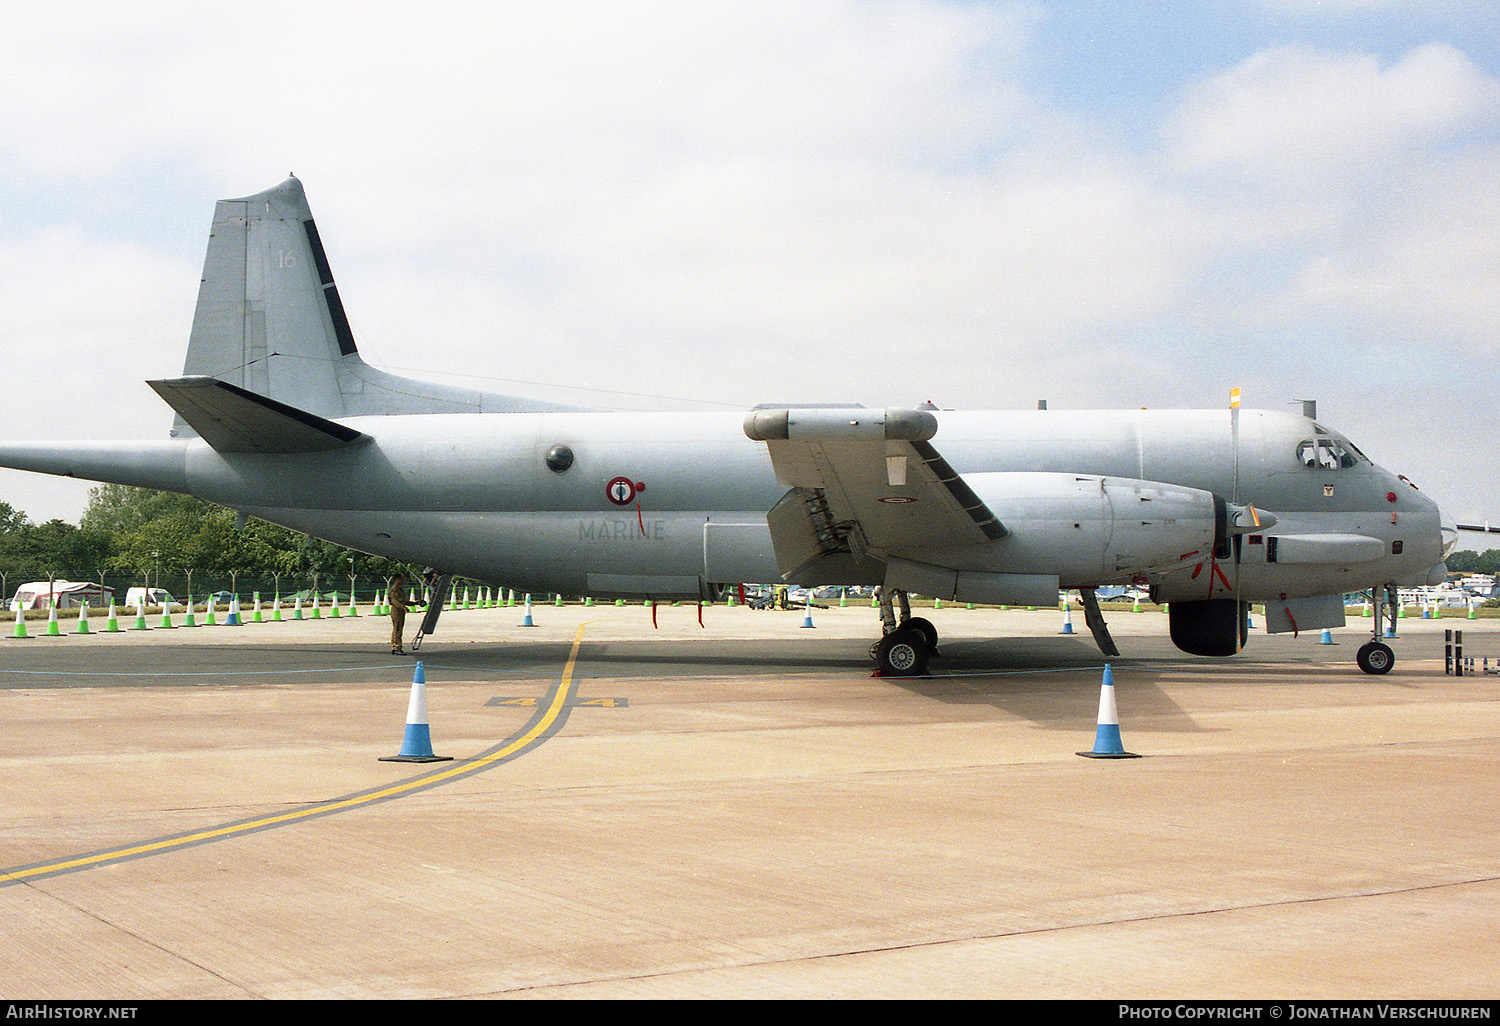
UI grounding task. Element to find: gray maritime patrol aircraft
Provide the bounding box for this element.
[0,179,1461,675]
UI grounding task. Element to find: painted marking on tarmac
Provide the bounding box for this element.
[0,623,595,888]
[486,695,628,708]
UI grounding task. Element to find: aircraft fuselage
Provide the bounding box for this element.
[55,405,1439,602]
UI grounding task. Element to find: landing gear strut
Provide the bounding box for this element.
[871,587,936,677]
[1356,583,1398,675]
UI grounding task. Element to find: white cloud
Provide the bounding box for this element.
[1165,43,1500,177]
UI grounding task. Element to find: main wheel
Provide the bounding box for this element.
[902,616,939,654]
[1356,641,1394,675]
[876,628,930,677]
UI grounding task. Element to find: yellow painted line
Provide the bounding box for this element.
[1,622,593,887]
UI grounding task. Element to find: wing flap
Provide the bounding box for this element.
[746,408,1004,577]
[149,376,370,453]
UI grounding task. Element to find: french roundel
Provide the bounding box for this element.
[606,476,637,506]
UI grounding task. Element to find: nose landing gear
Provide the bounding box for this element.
[1356,584,1399,675]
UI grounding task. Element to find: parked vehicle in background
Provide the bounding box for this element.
[125,587,179,610]
[9,581,114,611]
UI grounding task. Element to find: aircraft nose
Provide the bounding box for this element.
[1439,510,1458,560]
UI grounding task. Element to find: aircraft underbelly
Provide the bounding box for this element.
[239,506,782,596]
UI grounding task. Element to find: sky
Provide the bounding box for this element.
[1,0,1497,531]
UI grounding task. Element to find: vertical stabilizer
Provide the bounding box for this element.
[172,178,581,438]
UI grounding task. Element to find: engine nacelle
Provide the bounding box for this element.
[961,472,1227,585]
[1169,599,1249,657]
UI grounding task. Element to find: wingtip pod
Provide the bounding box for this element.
[743,408,939,442]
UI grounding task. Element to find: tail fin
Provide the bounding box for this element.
[170,177,579,438]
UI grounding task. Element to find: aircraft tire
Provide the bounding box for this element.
[1356,641,1395,675]
[902,616,939,653]
[876,628,930,677]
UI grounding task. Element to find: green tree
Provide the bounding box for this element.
[0,501,112,580]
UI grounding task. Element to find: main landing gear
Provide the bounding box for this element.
[871,587,938,677]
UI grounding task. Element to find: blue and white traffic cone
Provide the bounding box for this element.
[1077,665,1140,759]
[379,662,452,763]
[801,594,815,628]
[1319,628,1334,645]
[227,593,241,626]
[520,594,536,627]
[1061,602,1075,634]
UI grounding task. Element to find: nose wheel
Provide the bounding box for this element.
[1356,640,1394,675]
[1356,584,1400,675]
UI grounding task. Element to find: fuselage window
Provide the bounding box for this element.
[1297,438,1357,470]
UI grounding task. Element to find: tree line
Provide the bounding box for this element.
[0,486,405,601]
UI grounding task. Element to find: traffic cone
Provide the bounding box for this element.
[157,598,174,629]
[75,599,90,635]
[379,662,452,763]
[329,592,341,618]
[253,592,264,623]
[1319,628,1334,645]
[227,593,242,626]
[131,602,149,631]
[1077,665,1140,759]
[45,600,61,637]
[273,592,285,621]
[10,601,28,639]
[520,594,536,627]
[1061,602,1075,634]
[800,594,815,628]
[183,594,198,627]
[103,601,120,633]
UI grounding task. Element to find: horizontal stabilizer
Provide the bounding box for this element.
[148,377,370,453]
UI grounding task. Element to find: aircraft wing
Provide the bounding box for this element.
[744,408,1004,580]
[149,376,371,453]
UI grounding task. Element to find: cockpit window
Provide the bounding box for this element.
[1297,437,1359,470]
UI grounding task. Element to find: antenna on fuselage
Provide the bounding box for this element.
[1229,387,1241,506]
